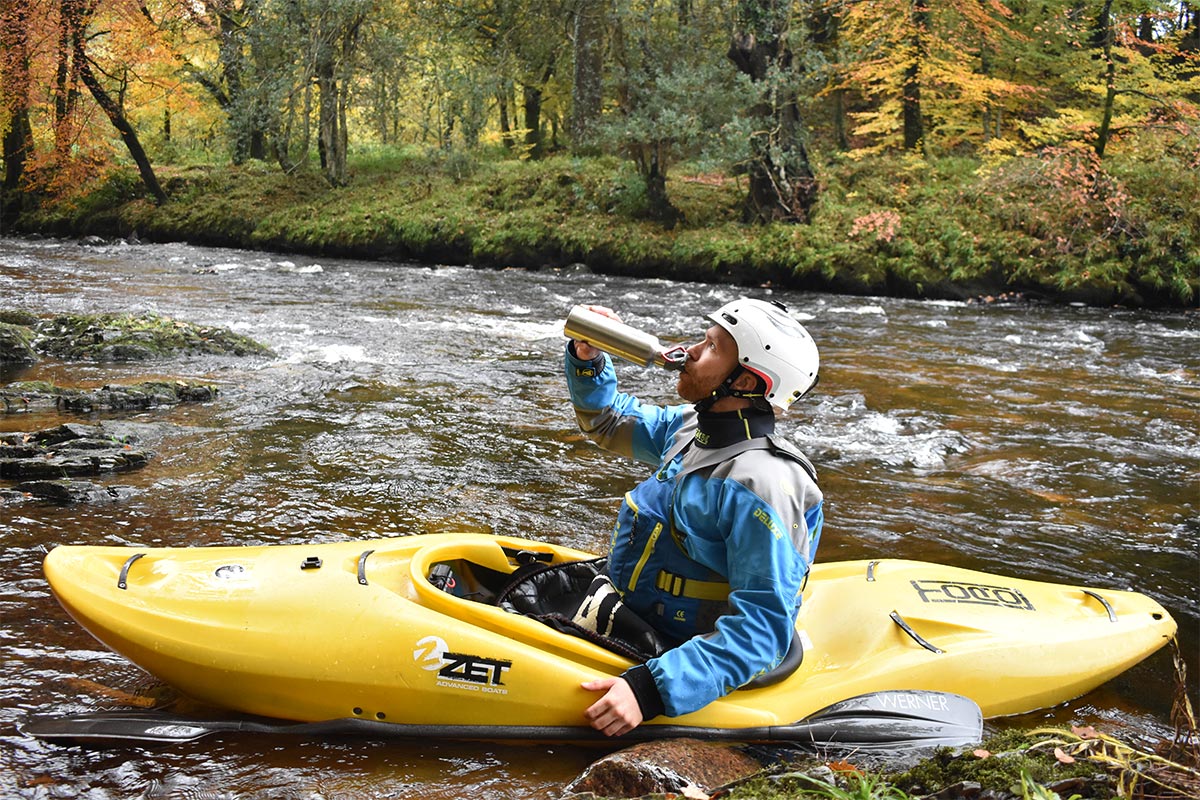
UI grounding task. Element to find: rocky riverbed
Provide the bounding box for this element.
[0,310,258,506]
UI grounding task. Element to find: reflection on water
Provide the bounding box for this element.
[1,237,1196,798]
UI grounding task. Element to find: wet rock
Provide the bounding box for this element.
[0,423,151,480]
[33,312,273,360]
[0,309,273,363]
[7,479,138,505]
[0,310,40,327]
[0,322,38,364]
[1,380,219,414]
[563,738,763,797]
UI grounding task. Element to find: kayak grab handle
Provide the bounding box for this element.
[117,553,145,590]
[1081,589,1117,622]
[357,550,375,585]
[889,610,944,654]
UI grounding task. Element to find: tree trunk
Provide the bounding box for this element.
[523,83,544,158]
[53,1,81,156]
[1,0,35,200]
[216,6,253,165]
[810,0,848,150]
[903,0,928,152]
[570,0,605,150]
[728,0,818,224]
[1094,0,1116,157]
[643,145,681,228]
[498,86,514,150]
[316,54,344,184]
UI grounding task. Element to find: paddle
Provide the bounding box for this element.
[21,689,982,749]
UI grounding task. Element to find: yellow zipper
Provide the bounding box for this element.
[628,522,663,591]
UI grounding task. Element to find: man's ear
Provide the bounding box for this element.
[731,370,760,392]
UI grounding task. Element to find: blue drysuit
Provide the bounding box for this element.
[566,346,824,718]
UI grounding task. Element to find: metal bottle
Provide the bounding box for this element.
[563,305,687,371]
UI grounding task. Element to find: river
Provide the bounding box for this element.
[0,236,1196,799]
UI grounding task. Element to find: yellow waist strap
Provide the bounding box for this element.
[654,570,730,601]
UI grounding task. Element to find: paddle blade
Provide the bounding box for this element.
[21,711,235,744]
[778,690,983,750]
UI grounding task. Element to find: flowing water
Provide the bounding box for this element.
[0,236,1195,799]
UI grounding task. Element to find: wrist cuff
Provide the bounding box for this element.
[566,340,605,367]
[621,664,666,721]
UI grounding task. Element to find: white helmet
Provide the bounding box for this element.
[708,298,820,410]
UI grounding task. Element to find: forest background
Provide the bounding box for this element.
[0,0,1197,308]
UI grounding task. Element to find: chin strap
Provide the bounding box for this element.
[694,366,768,412]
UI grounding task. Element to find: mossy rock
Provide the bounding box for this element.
[31,312,273,361]
[1,379,219,413]
[0,310,40,327]
[0,322,38,364]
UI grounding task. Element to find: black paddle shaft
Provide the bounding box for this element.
[21,690,983,750]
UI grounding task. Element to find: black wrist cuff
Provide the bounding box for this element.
[622,664,666,721]
[566,340,605,367]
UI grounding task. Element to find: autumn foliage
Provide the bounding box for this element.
[0,0,1196,304]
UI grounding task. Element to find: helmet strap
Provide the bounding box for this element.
[694,366,767,413]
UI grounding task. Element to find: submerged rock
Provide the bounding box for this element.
[1,380,219,414]
[0,423,151,481]
[5,479,138,505]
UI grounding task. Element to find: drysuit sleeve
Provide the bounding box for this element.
[646,465,822,718]
[564,342,687,466]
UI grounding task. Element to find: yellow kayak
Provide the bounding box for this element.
[42,533,1175,736]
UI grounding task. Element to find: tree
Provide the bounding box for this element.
[418,0,570,157]
[729,0,818,222]
[903,0,930,151]
[836,0,1030,152]
[570,0,605,149]
[59,0,167,202]
[1,0,35,207]
[597,0,749,226]
[807,0,850,150]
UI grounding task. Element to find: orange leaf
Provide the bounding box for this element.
[973,749,991,759]
[1071,725,1099,739]
[827,760,862,774]
[1054,747,1076,764]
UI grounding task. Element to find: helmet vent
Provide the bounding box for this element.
[722,313,738,325]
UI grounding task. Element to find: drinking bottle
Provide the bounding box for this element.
[563,305,687,371]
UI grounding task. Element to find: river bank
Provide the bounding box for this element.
[4,149,1197,309]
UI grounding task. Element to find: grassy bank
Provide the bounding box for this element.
[8,148,1198,308]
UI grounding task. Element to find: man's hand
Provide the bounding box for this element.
[571,305,620,362]
[582,676,643,736]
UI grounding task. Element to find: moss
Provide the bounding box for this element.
[12,151,1199,308]
[0,310,40,327]
[32,312,273,361]
[887,733,1104,797]
[0,321,38,363]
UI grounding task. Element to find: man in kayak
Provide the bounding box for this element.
[565,298,824,736]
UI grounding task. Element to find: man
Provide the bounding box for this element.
[564,298,824,736]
